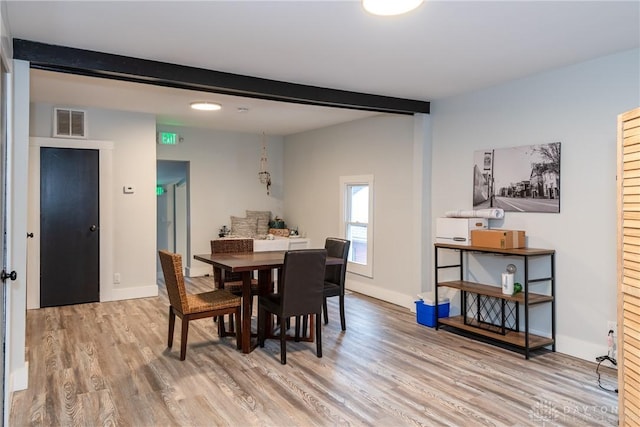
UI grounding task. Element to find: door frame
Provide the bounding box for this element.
[27,137,114,309]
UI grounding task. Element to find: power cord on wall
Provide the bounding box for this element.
[595,330,618,393]
[595,357,618,393]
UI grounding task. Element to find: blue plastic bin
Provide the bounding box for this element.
[415,297,450,327]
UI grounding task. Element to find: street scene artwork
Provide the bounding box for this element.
[473,142,561,213]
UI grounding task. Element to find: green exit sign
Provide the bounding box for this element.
[158,132,179,145]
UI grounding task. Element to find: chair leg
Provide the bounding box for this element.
[315,313,322,358]
[258,305,265,347]
[228,313,235,333]
[294,316,301,342]
[323,297,329,325]
[234,307,242,350]
[339,295,346,331]
[218,315,227,337]
[180,318,189,361]
[168,307,176,348]
[302,315,309,338]
[280,316,287,364]
[226,295,250,335]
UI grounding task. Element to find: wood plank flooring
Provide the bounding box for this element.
[11,276,618,426]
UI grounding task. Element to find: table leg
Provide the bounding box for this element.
[241,271,252,353]
[258,269,273,337]
[215,267,225,337]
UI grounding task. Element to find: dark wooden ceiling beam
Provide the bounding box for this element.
[13,39,430,115]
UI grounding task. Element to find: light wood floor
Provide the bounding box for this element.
[11,276,618,426]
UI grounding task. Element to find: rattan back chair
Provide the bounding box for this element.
[210,238,259,334]
[210,238,255,289]
[159,250,241,360]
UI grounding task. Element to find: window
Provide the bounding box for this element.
[340,175,374,278]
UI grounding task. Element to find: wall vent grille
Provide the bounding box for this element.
[54,108,87,138]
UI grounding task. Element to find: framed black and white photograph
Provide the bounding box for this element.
[473,142,561,213]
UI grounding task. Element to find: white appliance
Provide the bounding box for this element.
[435,217,488,246]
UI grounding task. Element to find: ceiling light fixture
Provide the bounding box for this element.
[362,0,424,16]
[190,101,222,111]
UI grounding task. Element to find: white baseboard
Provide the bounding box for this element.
[10,361,28,392]
[346,278,415,310]
[186,265,211,278]
[555,333,610,363]
[110,285,158,301]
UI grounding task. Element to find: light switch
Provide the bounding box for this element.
[123,186,135,194]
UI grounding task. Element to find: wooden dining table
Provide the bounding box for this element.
[194,250,343,353]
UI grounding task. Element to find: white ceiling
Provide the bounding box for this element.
[6,0,640,135]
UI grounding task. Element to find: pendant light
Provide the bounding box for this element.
[258,133,272,195]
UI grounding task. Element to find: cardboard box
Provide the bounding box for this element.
[435,217,488,246]
[471,229,526,249]
[415,298,450,328]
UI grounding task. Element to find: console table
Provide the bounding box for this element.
[434,243,555,359]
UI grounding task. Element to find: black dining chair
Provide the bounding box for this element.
[257,249,327,364]
[323,238,350,331]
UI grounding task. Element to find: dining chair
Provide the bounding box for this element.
[257,249,327,364]
[323,237,351,331]
[158,250,241,361]
[210,238,259,334]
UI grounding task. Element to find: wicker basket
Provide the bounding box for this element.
[268,228,290,237]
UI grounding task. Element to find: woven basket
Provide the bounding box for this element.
[268,228,290,237]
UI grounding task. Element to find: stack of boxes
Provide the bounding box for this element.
[435,217,526,249]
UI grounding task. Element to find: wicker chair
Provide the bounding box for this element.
[158,250,241,360]
[210,238,257,291]
[210,238,260,334]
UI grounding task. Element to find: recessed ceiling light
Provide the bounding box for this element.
[362,0,424,16]
[190,101,222,111]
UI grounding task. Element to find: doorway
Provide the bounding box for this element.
[156,160,189,275]
[40,147,100,307]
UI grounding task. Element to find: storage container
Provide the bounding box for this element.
[435,217,488,246]
[470,229,526,249]
[415,297,450,328]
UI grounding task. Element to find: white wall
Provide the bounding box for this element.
[430,48,640,361]
[29,103,158,301]
[284,114,425,307]
[17,48,637,368]
[156,125,284,276]
[8,60,29,403]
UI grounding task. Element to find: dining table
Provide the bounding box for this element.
[194,250,343,353]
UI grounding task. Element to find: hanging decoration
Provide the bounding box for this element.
[258,132,272,195]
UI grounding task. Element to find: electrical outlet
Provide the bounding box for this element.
[114,273,121,284]
[608,321,617,337]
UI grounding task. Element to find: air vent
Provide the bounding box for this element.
[54,108,87,138]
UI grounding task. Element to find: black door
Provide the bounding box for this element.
[40,147,99,307]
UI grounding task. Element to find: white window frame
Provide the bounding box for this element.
[339,174,374,278]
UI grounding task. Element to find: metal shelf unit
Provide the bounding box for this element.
[434,243,556,359]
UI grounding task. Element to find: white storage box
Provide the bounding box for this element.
[436,217,488,246]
